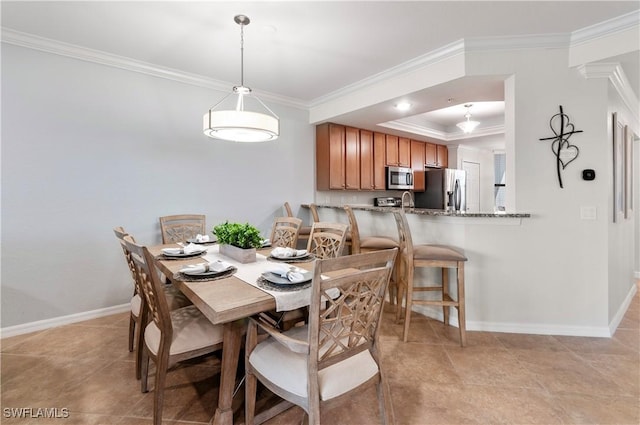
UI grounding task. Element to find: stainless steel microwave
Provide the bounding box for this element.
[386,166,414,190]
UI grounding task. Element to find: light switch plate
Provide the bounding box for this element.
[580,206,597,220]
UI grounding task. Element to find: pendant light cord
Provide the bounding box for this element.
[239,20,244,87]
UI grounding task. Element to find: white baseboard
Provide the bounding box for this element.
[1,303,130,339]
[609,282,638,335]
[412,305,611,337]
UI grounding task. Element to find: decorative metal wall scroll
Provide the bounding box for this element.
[539,105,583,188]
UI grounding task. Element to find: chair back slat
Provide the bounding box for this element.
[270,217,302,248]
[159,214,206,244]
[308,249,397,371]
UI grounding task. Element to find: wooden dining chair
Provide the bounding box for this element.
[113,227,143,356]
[392,210,468,345]
[244,249,397,425]
[284,202,314,248]
[159,214,206,244]
[270,216,303,249]
[114,227,192,379]
[344,206,400,307]
[306,222,349,259]
[124,237,225,425]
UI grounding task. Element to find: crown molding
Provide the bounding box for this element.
[577,62,639,129]
[571,10,640,46]
[465,33,570,52]
[1,28,308,110]
[309,39,465,108]
[378,120,504,142]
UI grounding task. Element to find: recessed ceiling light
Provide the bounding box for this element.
[395,102,411,111]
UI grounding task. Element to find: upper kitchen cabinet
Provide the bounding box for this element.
[316,123,360,190]
[360,129,374,190]
[425,142,437,167]
[385,135,410,167]
[373,132,386,190]
[360,130,387,191]
[410,140,426,192]
[425,142,449,168]
[437,144,448,168]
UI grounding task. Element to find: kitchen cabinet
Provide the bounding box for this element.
[437,144,448,168]
[386,135,410,167]
[316,123,360,190]
[385,135,399,166]
[360,130,374,190]
[425,142,437,167]
[410,140,426,192]
[373,132,386,190]
[344,127,361,189]
[398,137,410,167]
[425,142,449,168]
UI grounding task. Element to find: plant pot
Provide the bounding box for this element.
[219,244,256,264]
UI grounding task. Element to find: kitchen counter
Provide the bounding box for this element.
[302,204,530,218]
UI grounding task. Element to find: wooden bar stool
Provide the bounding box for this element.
[344,206,400,307]
[392,210,468,346]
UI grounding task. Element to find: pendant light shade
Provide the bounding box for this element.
[203,15,279,142]
[456,104,480,134]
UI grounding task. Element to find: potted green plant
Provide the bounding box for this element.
[213,221,263,263]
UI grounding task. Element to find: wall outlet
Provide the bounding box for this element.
[580,206,597,220]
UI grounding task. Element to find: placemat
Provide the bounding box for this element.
[256,276,311,292]
[266,253,316,264]
[172,266,237,282]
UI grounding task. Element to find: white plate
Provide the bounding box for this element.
[162,249,206,257]
[182,267,231,276]
[261,270,312,285]
[187,237,217,244]
[270,252,310,260]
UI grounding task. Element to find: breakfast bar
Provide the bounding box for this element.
[300,204,595,337]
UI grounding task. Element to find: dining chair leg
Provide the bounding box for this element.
[128,314,136,352]
[153,355,169,425]
[141,347,150,393]
[244,321,258,425]
[135,325,144,380]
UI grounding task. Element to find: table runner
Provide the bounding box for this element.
[201,245,314,312]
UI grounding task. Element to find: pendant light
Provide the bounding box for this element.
[203,15,279,142]
[456,103,480,134]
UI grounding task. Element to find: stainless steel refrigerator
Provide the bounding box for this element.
[414,168,467,211]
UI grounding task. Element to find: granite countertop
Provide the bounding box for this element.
[303,204,530,218]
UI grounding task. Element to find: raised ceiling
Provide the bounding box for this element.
[2,1,638,143]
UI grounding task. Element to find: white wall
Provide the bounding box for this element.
[1,44,315,328]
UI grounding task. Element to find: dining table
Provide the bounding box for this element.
[148,243,314,425]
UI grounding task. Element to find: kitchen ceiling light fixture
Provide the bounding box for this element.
[203,15,279,142]
[395,102,412,111]
[456,104,480,134]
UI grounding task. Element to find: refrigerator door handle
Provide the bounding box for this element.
[454,179,461,211]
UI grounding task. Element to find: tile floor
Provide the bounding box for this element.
[1,285,638,424]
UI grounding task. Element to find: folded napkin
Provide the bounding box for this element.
[271,247,307,258]
[265,264,307,283]
[195,234,210,243]
[162,243,204,255]
[180,260,232,274]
